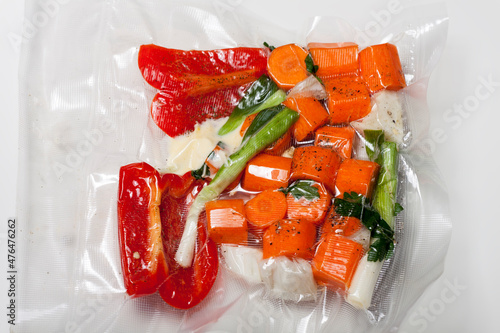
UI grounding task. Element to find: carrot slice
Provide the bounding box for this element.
[334,159,380,199]
[358,43,406,93]
[283,97,330,142]
[323,75,371,124]
[286,181,332,224]
[241,154,292,192]
[311,234,364,291]
[314,125,355,160]
[267,44,310,90]
[308,42,359,78]
[322,206,362,237]
[262,219,316,259]
[290,146,342,192]
[206,199,247,245]
[245,190,287,229]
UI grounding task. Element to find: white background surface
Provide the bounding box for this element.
[0,0,498,332]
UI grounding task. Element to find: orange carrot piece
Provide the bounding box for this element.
[239,113,258,136]
[308,42,359,78]
[267,44,309,90]
[311,234,364,291]
[334,159,380,199]
[245,190,287,229]
[314,125,355,159]
[286,182,332,224]
[206,199,247,245]
[290,146,342,192]
[323,75,371,124]
[358,43,406,93]
[241,154,292,192]
[263,219,316,259]
[204,144,225,176]
[283,97,330,142]
[322,206,362,237]
[265,129,293,156]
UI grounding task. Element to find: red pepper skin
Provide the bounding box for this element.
[117,163,168,298]
[118,165,218,308]
[151,86,245,137]
[138,44,268,93]
[139,44,269,137]
[158,179,219,309]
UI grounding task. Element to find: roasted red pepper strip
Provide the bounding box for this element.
[117,163,167,297]
[159,179,219,309]
[138,44,268,93]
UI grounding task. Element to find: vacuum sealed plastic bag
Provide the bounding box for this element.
[16,0,450,332]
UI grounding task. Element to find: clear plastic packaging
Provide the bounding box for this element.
[16,1,450,332]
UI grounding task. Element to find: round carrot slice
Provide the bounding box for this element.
[267,44,309,90]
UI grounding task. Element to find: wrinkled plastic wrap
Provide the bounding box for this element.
[16,0,450,332]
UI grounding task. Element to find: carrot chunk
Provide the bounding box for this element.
[206,199,247,244]
[314,125,355,160]
[267,44,310,90]
[245,190,287,230]
[263,219,317,259]
[311,234,364,291]
[334,159,380,199]
[286,181,332,224]
[241,154,292,192]
[322,206,362,237]
[290,146,342,192]
[308,42,359,78]
[323,75,371,124]
[358,43,406,93]
[283,97,330,142]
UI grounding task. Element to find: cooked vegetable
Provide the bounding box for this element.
[241,106,282,143]
[372,141,399,227]
[311,233,364,291]
[323,75,371,124]
[346,137,400,309]
[221,245,263,283]
[334,159,380,199]
[285,181,332,224]
[138,44,268,92]
[358,43,406,93]
[260,256,318,302]
[117,163,167,297]
[245,190,287,229]
[267,44,310,90]
[308,42,359,78]
[290,146,342,191]
[241,153,292,192]
[314,125,355,160]
[158,178,219,309]
[350,91,405,145]
[263,219,317,259]
[218,75,286,135]
[334,192,395,262]
[322,207,363,237]
[283,96,330,141]
[206,199,248,244]
[175,107,299,267]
